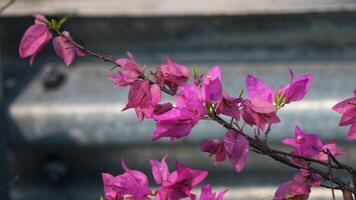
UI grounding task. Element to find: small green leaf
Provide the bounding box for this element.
[193,65,198,77]
[100,196,104,200]
[238,89,244,98]
[51,19,58,30]
[42,18,52,27]
[57,16,68,30]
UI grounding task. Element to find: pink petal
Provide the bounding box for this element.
[347,122,356,140]
[202,66,223,102]
[246,75,274,103]
[175,162,208,188]
[332,97,356,114]
[150,155,169,185]
[339,107,356,126]
[224,130,249,173]
[284,74,312,103]
[249,98,276,113]
[19,24,52,59]
[52,34,76,66]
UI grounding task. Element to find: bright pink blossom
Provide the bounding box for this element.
[152,108,199,141]
[150,155,170,185]
[282,126,322,157]
[216,92,242,120]
[19,14,52,65]
[108,52,144,87]
[202,66,223,103]
[332,92,356,139]
[274,170,320,200]
[155,57,189,94]
[224,130,249,173]
[278,69,313,104]
[150,156,208,200]
[200,139,226,163]
[201,130,249,173]
[102,160,151,200]
[123,81,161,121]
[153,84,205,141]
[52,31,85,66]
[199,184,228,200]
[242,75,280,130]
[315,140,346,161]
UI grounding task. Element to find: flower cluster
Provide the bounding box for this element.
[19,14,84,66]
[274,169,321,200]
[107,55,313,173]
[19,14,356,200]
[282,126,346,165]
[102,155,227,200]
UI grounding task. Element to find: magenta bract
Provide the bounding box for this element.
[155,57,189,94]
[108,52,144,87]
[19,23,52,65]
[224,130,249,173]
[123,81,161,121]
[52,31,85,66]
[199,184,228,200]
[202,66,223,103]
[332,93,356,139]
[102,161,151,200]
[282,126,322,157]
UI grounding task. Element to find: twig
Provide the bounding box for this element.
[328,150,336,200]
[0,0,15,14]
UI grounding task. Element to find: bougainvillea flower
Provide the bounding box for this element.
[241,100,280,131]
[246,74,275,104]
[202,66,223,103]
[102,161,151,200]
[123,81,161,121]
[152,84,206,141]
[52,31,85,66]
[315,140,346,161]
[274,169,320,200]
[282,126,322,157]
[278,69,313,104]
[152,108,198,141]
[176,84,206,117]
[155,57,190,94]
[19,14,52,65]
[243,75,280,130]
[199,184,228,200]
[108,52,144,87]
[150,156,208,200]
[216,92,242,120]
[332,93,356,139]
[161,162,208,199]
[150,155,169,185]
[200,139,226,163]
[224,130,249,173]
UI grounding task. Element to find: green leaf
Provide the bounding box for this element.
[42,18,52,27]
[193,65,198,77]
[99,196,104,200]
[238,89,244,98]
[274,90,281,106]
[57,16,68,30]
[51,19,58,30]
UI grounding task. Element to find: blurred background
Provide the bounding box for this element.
[1,0,356,199]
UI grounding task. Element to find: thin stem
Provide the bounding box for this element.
[0,0,15,14]
[328,150,336,200]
